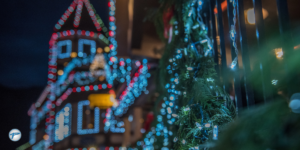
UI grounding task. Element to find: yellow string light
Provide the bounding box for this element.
[104,46,110,52]
[71,52,77,58]
[97,47,103,53]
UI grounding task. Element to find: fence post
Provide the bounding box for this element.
[236,0,255,107]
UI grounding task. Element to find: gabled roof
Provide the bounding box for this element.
[54,0,108,36]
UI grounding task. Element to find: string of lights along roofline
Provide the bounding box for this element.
[46,0,153,148]
[44,0,117,149]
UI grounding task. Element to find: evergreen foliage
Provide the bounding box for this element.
[212,99,300,150]
[137,0,236,149]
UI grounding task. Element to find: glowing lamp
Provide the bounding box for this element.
[88,90,118,109]
[246,8,268,25]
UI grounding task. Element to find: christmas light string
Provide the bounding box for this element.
[28,0,153,148]
[77,100,100,135]
[140,52,178,150]
[55,0,107,33]
[138,0,230,149]
[74,0,83,28]
[55,82,114,106]
[229,0,238,69]
[66,146,138,150]
[29,102,51,145]
[104,62,150,133]
[45,0,114,148]
[54,1,77,30]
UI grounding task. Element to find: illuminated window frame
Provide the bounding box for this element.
[57,40,72,59]
[54,103,72,142]
[77,100,100,135]
[78,39,96,57]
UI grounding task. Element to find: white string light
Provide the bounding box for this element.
[229,0,239,69]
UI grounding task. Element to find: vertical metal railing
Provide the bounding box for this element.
[276,0,292,54]
[226,0,243,111]
[276,0,295,97]
[253,0,274,103]
[208,0,294,111]
[209,0,220,76]
[236,0,255,107]
[216,0,228,93]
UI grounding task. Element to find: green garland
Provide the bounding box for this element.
[212,99,300,150]
[136,0,236,149]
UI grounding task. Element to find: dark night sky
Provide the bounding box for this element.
[0,0,108,149]
[0,0,108,88]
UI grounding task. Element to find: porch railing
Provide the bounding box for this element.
[205,0,294,112]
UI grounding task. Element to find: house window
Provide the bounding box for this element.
[77,100,100,135]
[57,40,72,59]
[54,103,72,142]
[78,39,96,57]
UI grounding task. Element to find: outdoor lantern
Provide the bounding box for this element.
[88,90,118,109]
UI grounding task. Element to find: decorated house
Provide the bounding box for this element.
[26,0,158,149]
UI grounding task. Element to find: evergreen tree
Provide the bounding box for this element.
[137,0,236,149]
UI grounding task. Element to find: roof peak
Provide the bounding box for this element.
[53,0,108,35]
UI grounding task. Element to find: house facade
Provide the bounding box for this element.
[26,0,158,149]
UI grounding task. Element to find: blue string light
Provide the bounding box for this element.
[77,100,100,135]
[229,0,239,69]
[29,129,36,145]
[57,40,72,59]
[78,39,96,57]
